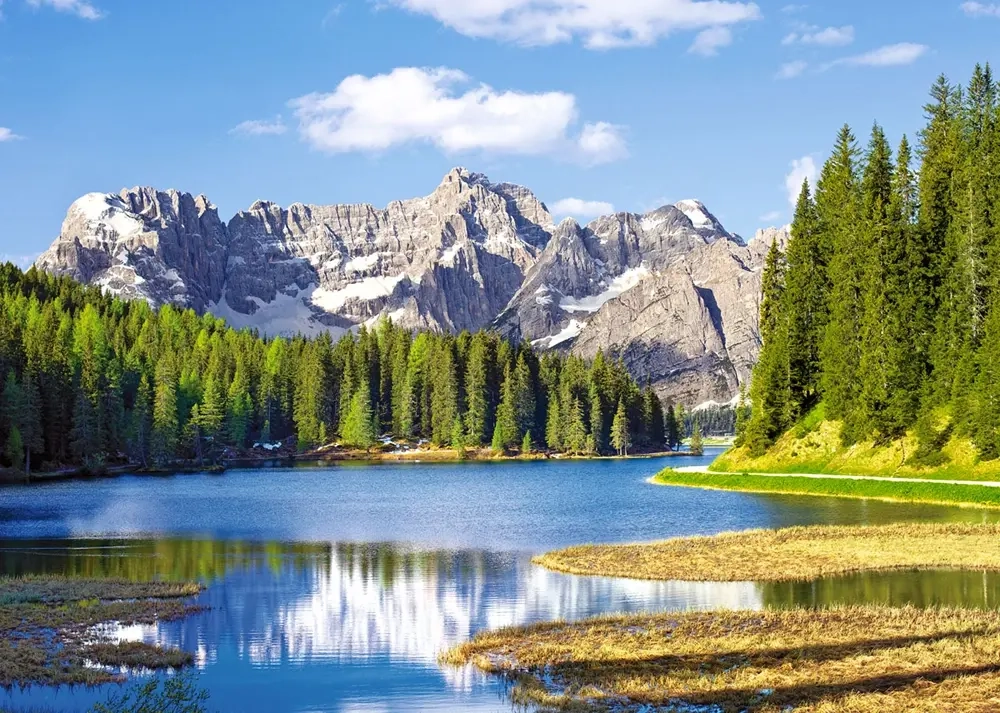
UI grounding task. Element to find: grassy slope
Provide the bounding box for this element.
[711,413,1000,482]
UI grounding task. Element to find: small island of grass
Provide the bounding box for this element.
[444,606,1000,712]
[533,523,1000,582]
[0,576,204,688]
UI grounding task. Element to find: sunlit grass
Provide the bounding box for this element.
[534,523,1000,582]
[655,469,1000,508]
[444,606,1000,712]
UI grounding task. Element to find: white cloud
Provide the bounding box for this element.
[782,25,854,46]
[550,198,615,220]
[776,60,808,79]
[26,0,102,19]
[962,2,1000,17]
[576,122,628,164]
[781,4,807,12]
[290,67,626,165]
[785,156,817,208]
[230,117,287,137]
[823,43,929,70]
[385,0,761,49]
[759,210,782,223]
[0,127,22,142]
[688,26,733,56]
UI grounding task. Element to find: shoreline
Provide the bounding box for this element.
[0,448,703,486]
[650,469,1000,509]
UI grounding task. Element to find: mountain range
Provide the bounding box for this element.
[35,168,787,407]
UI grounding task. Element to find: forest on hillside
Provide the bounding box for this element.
[743,64,1000,464]
[0,264,699,474]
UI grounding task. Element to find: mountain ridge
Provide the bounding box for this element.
[35,168,788,406]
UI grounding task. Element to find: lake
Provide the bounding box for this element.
[2,448,999,712]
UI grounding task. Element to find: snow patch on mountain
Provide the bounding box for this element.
[560,265,649,313]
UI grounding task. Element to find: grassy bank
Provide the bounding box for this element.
[712,413,1000,481]
[0,576,203,687]
[534,523,1000,582]
[444,606,1000,712]
[654,469,1000,508]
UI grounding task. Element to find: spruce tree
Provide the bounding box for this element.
[817,125,864,442]
[664,401,680,451]
[690,422,704,456]
[341,387,376,450]
[745,238,790,454]
[783,181,826,417]
[610,399,629,456]
[545,393,562,451]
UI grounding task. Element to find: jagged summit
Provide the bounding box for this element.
[36,170,782,406]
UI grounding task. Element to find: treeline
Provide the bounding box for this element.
[0,264,693,473]
[744,64,1000,462]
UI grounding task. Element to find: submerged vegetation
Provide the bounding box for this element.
[0,576,203,687]
[0,264,687,477]
[445,606,1000,712]
[741,64,1000,470]
[534,523,1000,582]
[654,469,1000,508]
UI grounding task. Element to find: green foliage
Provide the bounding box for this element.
[746,63,1000,464]
[90,672,211,713]
[0,263,668,469]
[4,425,23,471]
[521,430,533,455]
[689,422,704,456]
[610,399,629,456]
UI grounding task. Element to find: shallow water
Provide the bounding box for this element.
[1,449,998,712]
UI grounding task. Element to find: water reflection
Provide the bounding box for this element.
[4,539,1000,712]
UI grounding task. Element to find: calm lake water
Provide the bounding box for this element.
[2,448,999,712]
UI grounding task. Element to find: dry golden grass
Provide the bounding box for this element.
[444,606,1000,712]
[534,523,1000,582]
[0,576,204,687]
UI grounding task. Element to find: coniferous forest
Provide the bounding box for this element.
[743,65,1000,463]
[0,263,689,474]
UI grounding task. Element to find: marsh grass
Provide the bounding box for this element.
[444,606,1000,712]
[0,576,204,687]
[655,469,1000,508]
[534,523,1000,582]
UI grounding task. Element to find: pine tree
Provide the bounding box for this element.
[783,181,827,418]
[690,422,704,456]
[564,397,588,454]
[644,387,665,451]
[664,401,681,451]
[589,382,605,455]
[610,399,630,456]
[492,364,518,451]
[127,373,153,467]
[5,425,23,471]
[227,368,252,448]
[341,387,376,450]
[745,238,790,454]
[521,430,533,455]
[545,392,562,451]
[817,125,864,442]
[857,123,896,437]
[464,333,492,446]
[151,358,179,466]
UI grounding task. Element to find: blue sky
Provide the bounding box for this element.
[0,0,997,264]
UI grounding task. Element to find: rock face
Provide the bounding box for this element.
[36,168,787,405]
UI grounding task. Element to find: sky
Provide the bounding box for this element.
[0,0,998,266]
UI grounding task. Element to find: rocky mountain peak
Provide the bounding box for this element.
[37,169,779,406]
